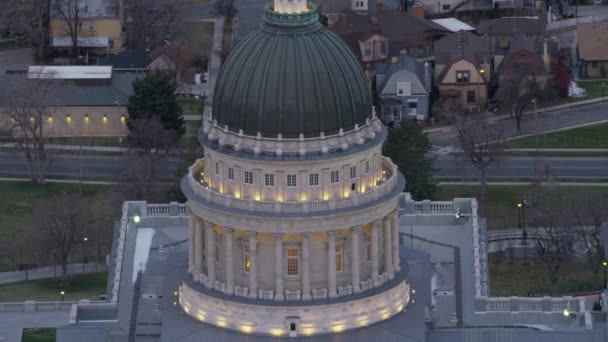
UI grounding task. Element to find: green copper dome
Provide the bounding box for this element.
[212,3,372,139]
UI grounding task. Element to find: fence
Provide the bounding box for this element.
[0,262,107,285]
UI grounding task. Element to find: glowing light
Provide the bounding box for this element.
[47,115,52,122]
[174,291,178,296]
[217,320,227,327]
[302,328,315,335]
[411,299,415,304]
[234,192,241,199]
[397,304,404,312]
[270,328,283,336]
[66,115,71,123]
[184,306,190,314]
[300,193,307,201]
[603,261,608,267]
[412,289,416,294]
[361,185,366,193]
[254,194,261,201]
[323,193,330,200]
[517,203,522,208]
[173,302,177,305]
[343,192,350,198]
[219,186,224,194]
[84,114,89,123]
[103,114,108,123]
[331,324,345,333]
[563,309,570,317]
[121,114,126,124]
[276,195,283,202]
[358,320,368,327]
[381,312,391,319]
[240,325,253,333]
[197,313,206,321]
[29,116,34,122]
[132,215,141,223]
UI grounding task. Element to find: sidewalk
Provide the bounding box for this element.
[1,143,125,153]
[0,262,107,285]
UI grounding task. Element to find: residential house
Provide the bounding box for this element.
[331,9,450,65]
[433,30,491,82]
[97,48,149,72]
[546,14,608,68]
[50,0,123,55]
[418,0,465,14]
[375,54,432,123]
[577,21,608,78]
[0,66,139,137]
[437,58,488,111]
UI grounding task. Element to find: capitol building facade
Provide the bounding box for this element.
[178,0,411,337]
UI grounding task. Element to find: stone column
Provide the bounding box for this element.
[188,216,195,273]
[392,211,400,272]
[351,226,362,293]
[224,227,234,295]
[328,231,338,298]
[384,216,394,280]
[205,223,216,288]
[274,233,284,301]
[248,232,257,299]
[301,233,311,301]
[371,220,380,287]
[194,219,203,276]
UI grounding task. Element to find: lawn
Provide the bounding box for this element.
[433,185,608,229]
[489,257,595,296]
[575,79,608,100]
[507,123,608,148]
[21,328,56,342]
[46,136,124,147]
[0,182,110,270]
[0,272,108,302]
[179,98,204,115]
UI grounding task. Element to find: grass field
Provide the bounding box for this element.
[576,80,608,100]
[21,328,56,342]
[0,272,108,302]
[507,123,608,148]
[0,182,112,270]
[179,98,204,115]
[489,258,595,296]
[433,185,608,229]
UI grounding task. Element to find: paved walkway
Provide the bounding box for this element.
[0,311,69,342]
[0,262,107,285]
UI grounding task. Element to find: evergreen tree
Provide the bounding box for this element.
[127,73,185,135]
[383,120,436,200]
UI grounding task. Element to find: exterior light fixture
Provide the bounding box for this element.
[66,114,72,123]
[174,291,178,296]
[517,203,522,208]
[121,114,126,123]
[103,114,108,123]
[455,208,461,218]
[48,115,53,122]
[60,290,65,301]
[133,215,141,224]
[603,261,607,267]
[85,114,89,122]
[480,69,485,74]
[563,309,570,317]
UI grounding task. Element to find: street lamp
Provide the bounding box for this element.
[603,261,607,290]
[518,202,528,264]
[531,98,538,152]
[478,69,485,112]
[133,215,141,224]
[83,237,88,272]
[60,290,65,302]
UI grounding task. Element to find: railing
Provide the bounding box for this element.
[405,199,456,214]
[0,300,105,312]
[187,157,400,214]
[146,203,188,217]
[480,296,580,313]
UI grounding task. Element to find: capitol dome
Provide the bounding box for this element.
[212,3,372,139]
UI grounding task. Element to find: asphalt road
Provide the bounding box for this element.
[1,152,606,180]
[429,101,608,149]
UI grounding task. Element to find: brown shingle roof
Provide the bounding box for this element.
[577,21,608,61]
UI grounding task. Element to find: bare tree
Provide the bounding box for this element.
[530,188,575,295]
[53,0,88,57]
[212,0,238,22]
[496,71,538,133]
[571,193,607,289]
[0,74,61,184]
[119,118,179,200]
[124,0,180,49]
[5,0,52,60]
[30,192,94,284]
[455,114,505,201]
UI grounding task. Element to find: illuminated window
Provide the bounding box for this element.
[309,173,319,187]
[287,174,297,188]
[364,160,370,175]
[215,234,221,263]
[330,170,340,184]
[244,171,253,185]
[215,162,219,175]
[243,244,250,273]
[286,247,299,276]
[336,244,343,272]
[349,166,357,179]
[264,174,275,187]
[227,167,234,181]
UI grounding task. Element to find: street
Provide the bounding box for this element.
[0,152,606,180]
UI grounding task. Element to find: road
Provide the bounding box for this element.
[1,152,606,180]
[429,101,608,149]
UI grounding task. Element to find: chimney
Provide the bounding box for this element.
[410,2,425,18]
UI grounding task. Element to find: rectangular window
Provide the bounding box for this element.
[364,43,371,56]
[467,91,476,103]
[88,23,94,31]
[396,81,411,96]
[244,171,253,185]
[330,170,340,184]
[366,234,372,262]
[309,173,319,187]
[287,247,299,276]
[456,71,470,83]
[407,101,417,114]
[108,39,114,49]
[227,167,234,181]
[264,174,275,187]
[243,244,250,273]
[442,4,451,10]
[591,61,598,68]
[215,162,219,175]
[215,234,221,263]
[336,244,343,273]
[349,166,357,179]
[287,174,297,188]
[364,160,370,175]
